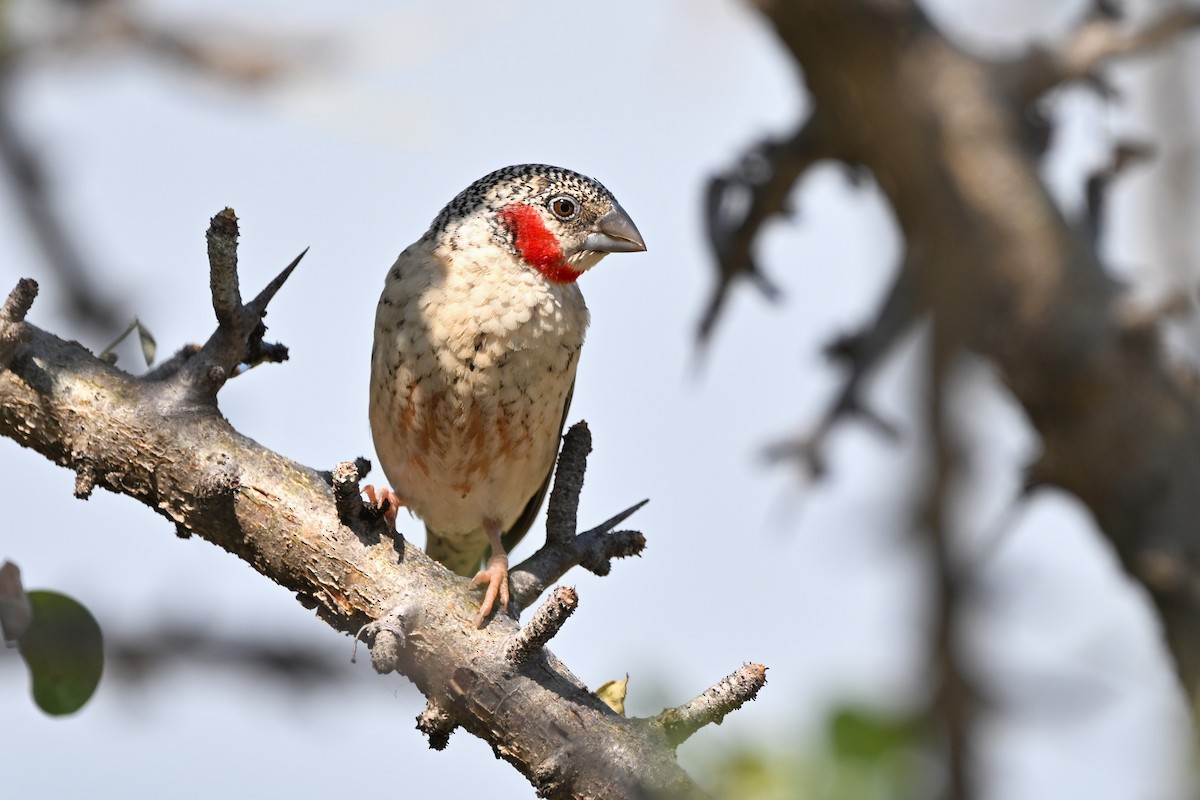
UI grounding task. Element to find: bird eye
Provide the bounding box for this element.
[549,195,578,220]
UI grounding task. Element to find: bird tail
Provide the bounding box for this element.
[425,527,487,577]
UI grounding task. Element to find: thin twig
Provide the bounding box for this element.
[207,209,242,327]
[764,266,917,476]
[508,424,648,612]
[652,663,768,747]
[331,460,365,524]
[508,505,647,613]
[180,213,304,396]
[700,114,842,343]
[504,586,578,666]
[545,421,590,547]
[0,278,38,365]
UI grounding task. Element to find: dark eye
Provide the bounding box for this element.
[549,195,578,220]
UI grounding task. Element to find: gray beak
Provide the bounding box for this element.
[582,203,646,253]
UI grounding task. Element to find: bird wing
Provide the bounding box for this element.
[501,377,574,556]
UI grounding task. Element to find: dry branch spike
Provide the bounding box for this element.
[416,699,457,751]
[0,278,37,365]
[331,460,364,524]
[371,628,403,675]
[207,208,242,325]
[1,277,38,327]
[181,219,305,396]
[353,605,407,674]
[585,498,649,536]
[508,499,647,613]
[74,463,96,500]
[247,247,307,317]
[544,420,590,546]
[506,423,648,612]
[578,526,645,576]
[652,663,768,747]
[504,586,578,666]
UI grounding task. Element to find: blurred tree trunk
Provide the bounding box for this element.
[707,1,1200,794]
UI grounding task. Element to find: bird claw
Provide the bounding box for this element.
[363,484,403,528]
[470,554,510,628]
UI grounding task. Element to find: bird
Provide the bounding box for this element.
[367,164,645,627]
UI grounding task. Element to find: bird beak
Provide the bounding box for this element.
[583,203,646,253]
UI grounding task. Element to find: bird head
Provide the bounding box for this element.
[430,164,646,284]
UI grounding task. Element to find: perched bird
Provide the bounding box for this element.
[368,164,645,626]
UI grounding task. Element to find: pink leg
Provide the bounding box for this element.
[469,520,510,628]
[363,485,403,528]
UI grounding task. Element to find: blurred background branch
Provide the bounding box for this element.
[706,0,1200,796]
[1,622,356,690]
[0,0,310,333]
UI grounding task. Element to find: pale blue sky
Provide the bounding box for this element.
[1,1,1192,798]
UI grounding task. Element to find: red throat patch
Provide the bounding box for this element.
[498,203,581,284]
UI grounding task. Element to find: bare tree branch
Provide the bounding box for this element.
[0,213,761,797]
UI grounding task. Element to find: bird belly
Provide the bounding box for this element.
[370,328,579,540]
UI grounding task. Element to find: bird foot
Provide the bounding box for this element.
[470,553,510,628]
[362,485,403,528]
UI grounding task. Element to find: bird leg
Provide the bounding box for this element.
[363,484,404,528]
[470,520,510,627]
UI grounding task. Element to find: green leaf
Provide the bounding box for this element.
[18,590,104,715]
[828,706,920,762]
